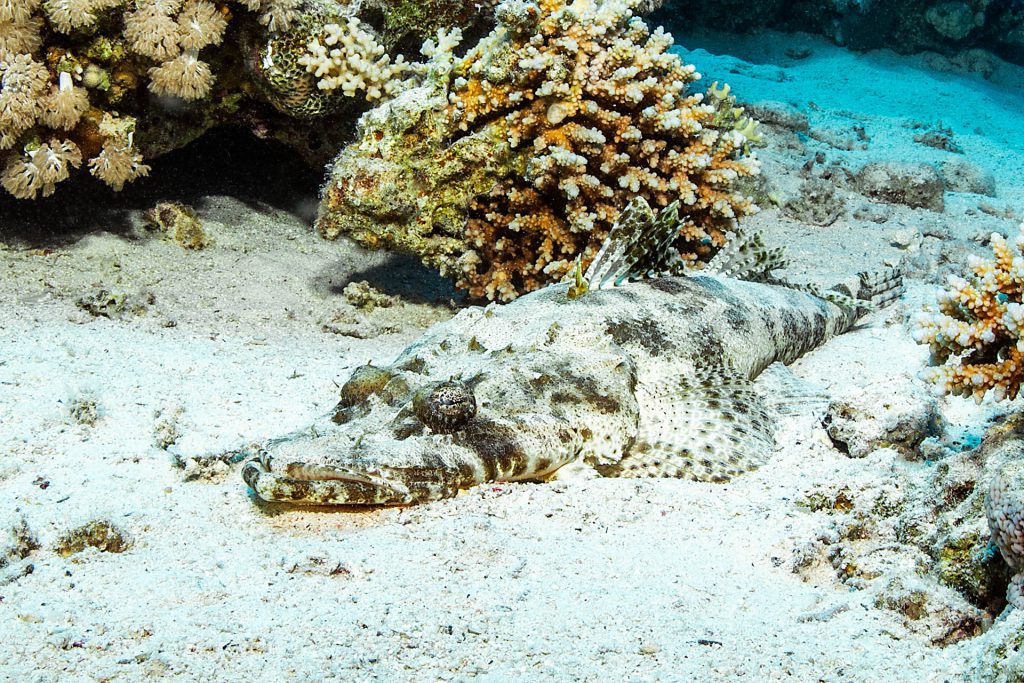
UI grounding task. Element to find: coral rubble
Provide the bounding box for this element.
[318,0,761,301]
[913,224,1024,402]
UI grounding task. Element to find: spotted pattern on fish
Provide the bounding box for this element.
[242,266,902,506]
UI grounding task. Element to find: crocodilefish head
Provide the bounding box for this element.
[242,361,489,505]
[242,349,598,506]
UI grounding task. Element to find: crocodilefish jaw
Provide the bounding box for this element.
[242,453,419,506]
[242,412,585,506]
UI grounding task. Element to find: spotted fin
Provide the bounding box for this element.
[705,229,787,282]
[584,197,684,289]
[753,362,830,419]
[771,266,905,317]
[622,366,776,482]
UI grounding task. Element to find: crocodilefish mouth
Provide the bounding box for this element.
[242,452,414,506]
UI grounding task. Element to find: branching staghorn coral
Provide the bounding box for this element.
[318,0,761,301]
[912,225,1024,402]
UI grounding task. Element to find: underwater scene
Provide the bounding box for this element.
[2,0,1024,679]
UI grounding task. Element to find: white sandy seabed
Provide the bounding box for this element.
[2,29,1024,682]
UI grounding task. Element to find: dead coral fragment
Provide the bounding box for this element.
[54,520,131,557]
[913,224,1024,402]
[1,138,82,198]
[144,200,208,249]
[88,138,151,190]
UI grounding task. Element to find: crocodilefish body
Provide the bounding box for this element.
[243,199,902,505]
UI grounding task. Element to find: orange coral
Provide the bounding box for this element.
[913,225,1024,402]
[441,0,760,299]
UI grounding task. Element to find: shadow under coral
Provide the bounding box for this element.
[0,126,322,248]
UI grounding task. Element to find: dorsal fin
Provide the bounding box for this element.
[581,197,785,291]
[705,230,787,281]
[584,197,667,289]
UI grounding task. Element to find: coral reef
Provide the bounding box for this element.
[364,0,500,51]
[318,0,761,301]
[791,447,988,645]
[913,224,1024,402]
[0,0,419,198]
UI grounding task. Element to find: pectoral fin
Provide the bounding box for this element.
[622,366,775,482]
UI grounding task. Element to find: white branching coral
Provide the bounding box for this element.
[88,137,151,191]
[0,50,49,149]
[148,50,214,100]
[298,17,410,101]
[912,225,1024,402]
[1,138,82,198]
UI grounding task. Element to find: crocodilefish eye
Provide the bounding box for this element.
[412,380,476,433]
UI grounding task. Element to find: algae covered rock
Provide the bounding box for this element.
[854,161,945,212]
[144,201,209,249]
[54,520,131,557]
[316,79,519,264]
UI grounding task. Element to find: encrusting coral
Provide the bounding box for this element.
[912,224,1024,403]
[317,0,762,301]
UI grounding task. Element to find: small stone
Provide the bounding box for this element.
[890,228,922,251]
[938,157,996,196]
[143,201,209,250]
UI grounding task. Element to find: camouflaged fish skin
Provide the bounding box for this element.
[242,270,896,506]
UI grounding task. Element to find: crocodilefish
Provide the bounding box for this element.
[243,198,902,505]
